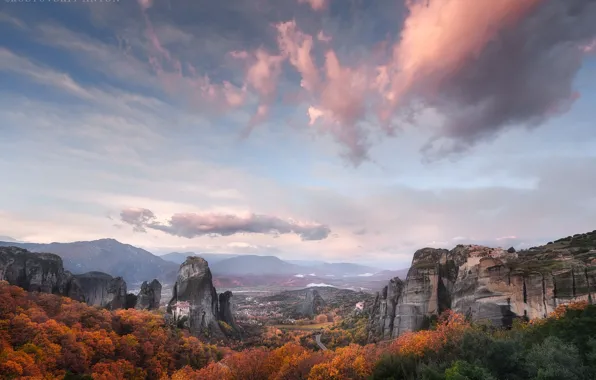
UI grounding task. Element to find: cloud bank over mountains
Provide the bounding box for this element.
[120,208,331,240]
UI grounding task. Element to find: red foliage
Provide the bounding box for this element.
[0,281,221,379]
[9,280,556,380]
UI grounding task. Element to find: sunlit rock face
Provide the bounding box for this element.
[0,246,84,301]
[167,256,240,338]
[368,232,596,341]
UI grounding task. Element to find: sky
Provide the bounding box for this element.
[1,0,595,269]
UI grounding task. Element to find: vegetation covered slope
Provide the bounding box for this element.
[2,279,596,379]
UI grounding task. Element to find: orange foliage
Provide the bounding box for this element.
[549,300,589,319]
[390,310,469,358]
[0,281,221,379]
[527,300,590,326]
[308,344,379,380]
[3,281,539,380]
[194,362,234,380]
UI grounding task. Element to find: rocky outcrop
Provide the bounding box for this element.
[167,257,239,338]
[218,291,240,332]
[0,246,84,301]
[135,279,162,310]
[75,272,127,310]
[126,293,138,309]
[0,246,150,312]
[368,232,596,341]
[299,289,326,317]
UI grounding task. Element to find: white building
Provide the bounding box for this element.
[173,301,190,320]
[355,302,364,311]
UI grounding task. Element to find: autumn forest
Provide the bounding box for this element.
[1,281,596,379]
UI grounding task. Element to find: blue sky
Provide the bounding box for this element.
[1,0,595,269]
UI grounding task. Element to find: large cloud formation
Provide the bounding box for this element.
[120,208,331,240]
[133,0,596,164]
[353,0,596,161]
[274,0,596,162]
[393,0,596,159]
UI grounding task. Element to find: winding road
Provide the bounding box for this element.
[315,333,328,351]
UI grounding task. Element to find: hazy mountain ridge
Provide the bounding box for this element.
[208,255,381,277]
[210,255,300,276]
[0,238,397,289]
[160,252,239,265]
[0,238,178,285]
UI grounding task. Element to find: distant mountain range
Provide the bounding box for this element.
[0,238,399,288]
[159,252,238,265]
[207,255,382,277]
[210,255,301,276]
[0,239,178,285]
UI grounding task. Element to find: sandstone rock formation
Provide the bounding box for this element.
[299,288,326,317]
[167,257,239,338]
[75,272,128,310]
[135,279,162,310]
[368,231,596,342]
[0,246,84,301]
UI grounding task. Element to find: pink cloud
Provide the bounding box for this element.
[138,8,245,112]
[317,31,332,43]
[298,0,328,12]
[137,0,152,10]
[276,21,320,92]
[581,38,596,53]
[378,0,542,120]
[246,49,284,102]
[243,49,285,132]
[120,207,331,241]
[237,1,595,164]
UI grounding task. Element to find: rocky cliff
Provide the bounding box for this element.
[298,288,326,317]
[0,238,178,284]
[218,291,240,332]
[75,272,128,310]
[0,246,168,312]
[167,257,239,338]
[135,279,162,310]
[0,246,84,300]
[368,231,596,341]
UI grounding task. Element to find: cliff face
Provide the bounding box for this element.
[0,246,163,312]
[0,246,84,301]
[135,279,162,310]
[368,231,596,341]
[218,291,239,331]
[298,288,326,318]
[75,272,128,310]
[168,257,239,338]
